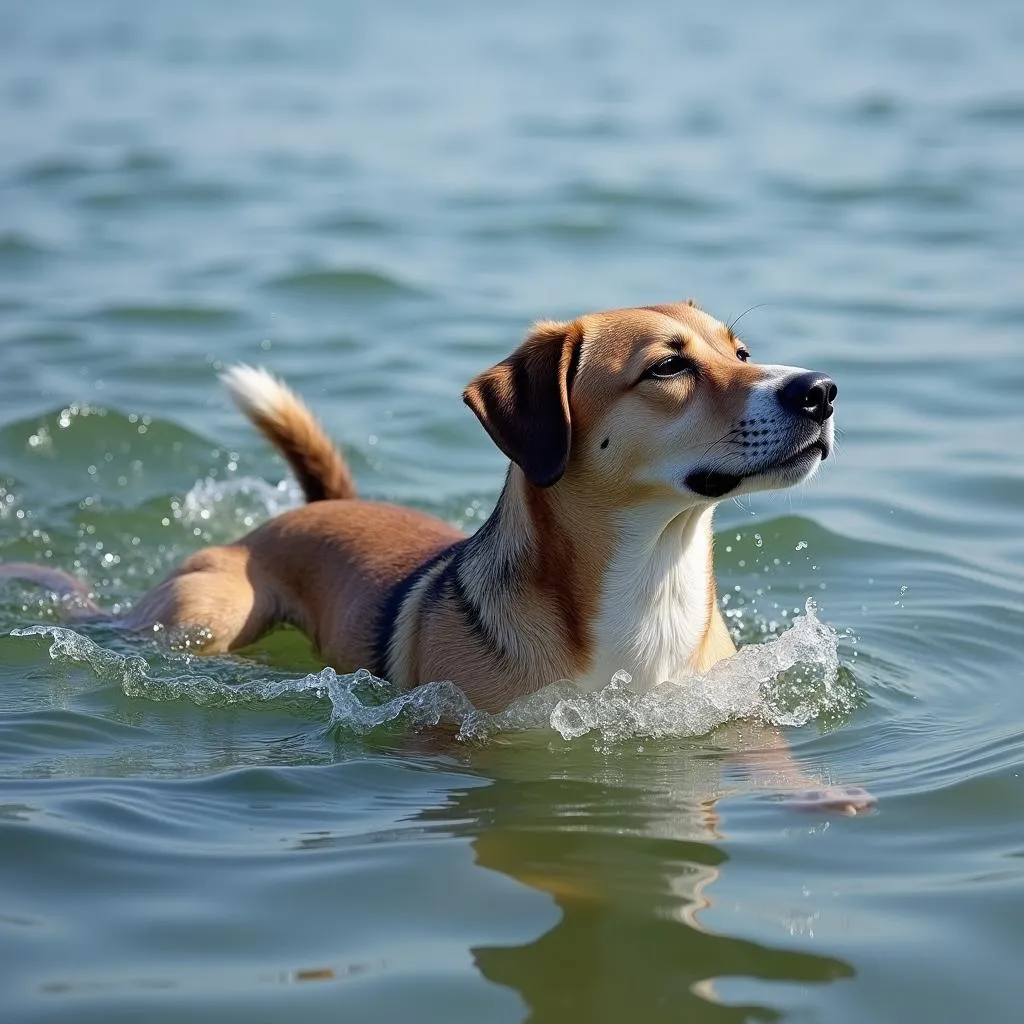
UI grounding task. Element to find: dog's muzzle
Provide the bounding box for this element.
[684,369,838,498]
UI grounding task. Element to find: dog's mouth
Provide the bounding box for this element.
[685,438,830,499]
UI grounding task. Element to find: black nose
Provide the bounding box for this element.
[777,372,837,424]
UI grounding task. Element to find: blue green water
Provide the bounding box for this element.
[2,2,1023,1021]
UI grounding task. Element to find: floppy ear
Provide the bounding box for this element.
[463,320,582,488]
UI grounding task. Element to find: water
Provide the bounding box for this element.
[1,1,1023,1020]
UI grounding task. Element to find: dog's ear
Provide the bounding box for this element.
[463,320,582,488]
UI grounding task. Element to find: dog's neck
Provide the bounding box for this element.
[580,499,721,692]
[461,468,728,693]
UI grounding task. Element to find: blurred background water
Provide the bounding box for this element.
[1,1,1023,1021]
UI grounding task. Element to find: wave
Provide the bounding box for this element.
[265,267,424,300]
[87,304,242,327]
[170,475,303,540]
[10,600,859,743]
[0,232,52,262]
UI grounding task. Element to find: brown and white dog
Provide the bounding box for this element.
[6,301,840,709]
[3,301,874,811]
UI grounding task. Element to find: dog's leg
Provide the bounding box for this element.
[717,720,875,815]
[122,545,280,653]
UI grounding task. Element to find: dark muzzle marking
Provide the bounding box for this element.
[685,471,741,498]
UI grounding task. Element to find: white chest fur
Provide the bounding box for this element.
[576,505,715,693]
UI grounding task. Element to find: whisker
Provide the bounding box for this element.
[697,427,744,464]
[732,494,752,514]
[727,303,769,336]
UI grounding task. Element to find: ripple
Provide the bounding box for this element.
[963,96,1024,123]
[0,709,150,762]
[0,405,237,512]
[18,155,94,183]
[470,215,622,243]
[309,212,395,236]
[0,232,53,263]
[87,304,242,327]
[8,327,82,347]
[844,91,902,121]
[78,181,237,210]
[118,149,176,174]
[766,174,975,209]
[559,180,722,215]
[265,268,425,301]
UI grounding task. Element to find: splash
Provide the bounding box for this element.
[171,475,302,540]
[517,599,855,741]
[11,600,857,742]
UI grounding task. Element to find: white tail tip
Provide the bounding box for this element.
[219,364,297,419]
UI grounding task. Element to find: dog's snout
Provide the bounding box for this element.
[777,372,837,424]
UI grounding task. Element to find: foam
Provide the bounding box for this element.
[11,600,857,742]
[170,475,302,539]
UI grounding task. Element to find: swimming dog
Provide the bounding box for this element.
[5,301,876,811]
[4,302,837,711]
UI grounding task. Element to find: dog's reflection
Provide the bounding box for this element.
[412,728,855,1023]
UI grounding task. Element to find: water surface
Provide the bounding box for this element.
[2,1,1023,1021]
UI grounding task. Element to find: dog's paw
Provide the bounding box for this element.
[784,785,876,816]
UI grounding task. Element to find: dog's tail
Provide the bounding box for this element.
[0,563,109,620]
[220,365,356,502]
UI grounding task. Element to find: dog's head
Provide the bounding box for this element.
[464,302,836,506]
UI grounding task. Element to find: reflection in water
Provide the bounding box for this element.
[417,740,854,1022]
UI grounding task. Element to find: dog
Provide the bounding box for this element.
[4,301,877,812]
[4,300,841,710]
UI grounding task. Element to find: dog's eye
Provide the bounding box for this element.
[736,349,751,362]
[646,356,694,380]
